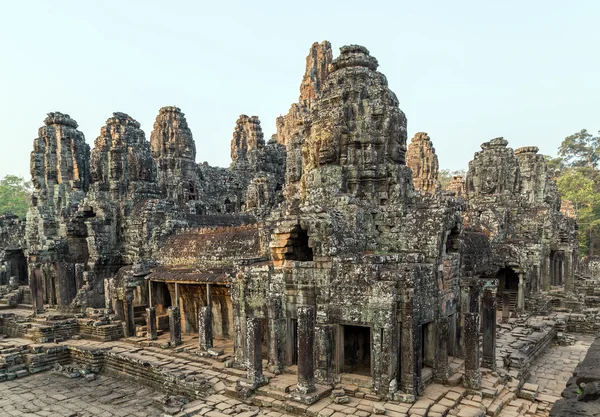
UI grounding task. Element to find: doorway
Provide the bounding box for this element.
[343,325,371,376]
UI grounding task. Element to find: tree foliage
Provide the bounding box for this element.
[0,175,32,218]
[557,169,600,255]
[558,129,600,169]
[552,128,600,256]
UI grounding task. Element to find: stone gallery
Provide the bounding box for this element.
[0,42,596,417]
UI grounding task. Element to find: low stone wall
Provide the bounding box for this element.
[76,318,124,341]
[553,311,600,334]
[550,335,600,416]
[0,342,70,381]
[497,318,557,381]
[0,312,124,343]
[0,340,215,400]
[0,313,30,338]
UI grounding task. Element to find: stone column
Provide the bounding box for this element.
[433,315,450,383]
[542,254,550,291]
[198,306,213,350]
[148,279,153,307]
[174,282,180,308]
[267,298,285,374]
[481,282,497,370]
[124,292,136,337]
[169,306,182,346]
[517,273,525,311]
[463,280,481,390]
[400,291,421,396]
[296,305,316,395]
[564,253,574,293]
[146,307,157,340]
[30,265,44,315]
[315,324,334,385]
[245,317,265,388]
[502,292,510,322]
[463,312,481,389]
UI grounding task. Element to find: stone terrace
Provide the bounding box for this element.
[0,329,595,417]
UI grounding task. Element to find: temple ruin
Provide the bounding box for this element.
[0,41,595,417]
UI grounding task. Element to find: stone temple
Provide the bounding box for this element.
[0,42,597,417]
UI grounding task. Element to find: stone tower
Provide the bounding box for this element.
[276,41,333,148]
[90,112,157,198]
[27,112,90,251]
[150,106,198,206]
[301,45,408,203]
[406,132,440,194]
[230,115,265,171]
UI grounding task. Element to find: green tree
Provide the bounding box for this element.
[558,129,600,169]
[557,169,600,255]
[0,175,32,218]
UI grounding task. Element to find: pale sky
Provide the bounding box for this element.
[1,0,599,180]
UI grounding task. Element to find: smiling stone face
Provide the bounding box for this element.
[301,44,408,200]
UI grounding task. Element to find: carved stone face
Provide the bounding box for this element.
[316,131,339,166]
[482,173,497,194]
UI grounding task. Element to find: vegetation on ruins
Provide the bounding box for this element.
[0,175,31,218]
[554,129,600,256]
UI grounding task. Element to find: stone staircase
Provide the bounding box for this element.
[0,285,31,310]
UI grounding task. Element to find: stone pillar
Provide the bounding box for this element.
[463,280,481,390]
[482,283,497,370]
[544,254,551,290]
[400,291,421,396]
[148,279,153,307]
[463,312,481,389]
[564,253,574,293]
[502,292,510,322]
[517,273,525,311]
[30,265,44,315]
[296,305,316,395]
[198,305,213,350]
[169,306,182,346]
[433,315,450,383]
[146,307,157,340]
[245,317,265,388]
[174,282,180,308]
[267,298,285,374]
[124,292,136,337]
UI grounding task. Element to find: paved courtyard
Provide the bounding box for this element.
[0,334,596,417]
[527,333,595,396]
[0,372,164,417]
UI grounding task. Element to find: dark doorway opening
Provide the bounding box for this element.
[445,225,460,254]
[4,248,27,286]
[343,325,371,376]
[497,267,519,291]
[284,225,313,262]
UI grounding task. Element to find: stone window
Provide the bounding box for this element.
[188,180,198,201]
[225,198,234,214]
[284,225,313,262]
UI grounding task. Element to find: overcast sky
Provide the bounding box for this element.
[1,0,599,180]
